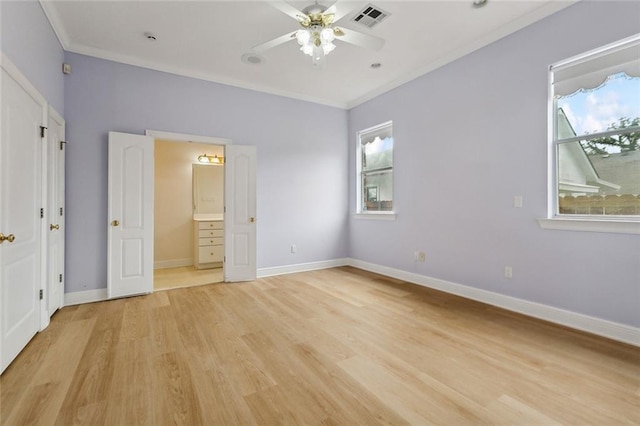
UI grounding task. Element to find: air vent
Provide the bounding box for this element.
[352,4,390,28]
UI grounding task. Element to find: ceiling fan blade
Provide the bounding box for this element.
[267,1,307,22]
[336,27,385,51]
[252,31,297,53]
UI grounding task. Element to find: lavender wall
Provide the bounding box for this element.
[64,53,348,293]
[0,0,64,112]
[3,0,637,327]
[348,1,640,327]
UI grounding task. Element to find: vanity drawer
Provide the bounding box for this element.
[194,219,224,269]
[199,237,223,246]
[198,229,224,238]
[199,245,224,263]
[198,221,223,230]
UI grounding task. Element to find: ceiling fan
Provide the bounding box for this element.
[252,1,386,68]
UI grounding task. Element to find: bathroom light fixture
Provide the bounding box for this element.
[197,154,224,164]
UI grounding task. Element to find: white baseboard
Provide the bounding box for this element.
[347,258,640,347]
[60,257,638,346]
[258,258,349,278]
[154,258,193,270]
[64,288,108,306]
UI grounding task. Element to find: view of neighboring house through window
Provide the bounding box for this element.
[551,35,640,218]
[358,121,393,213]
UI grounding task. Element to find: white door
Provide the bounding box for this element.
[47,107,65,316]
[108,132,154,298]
[0,65,46,373]
[224,145,257,282]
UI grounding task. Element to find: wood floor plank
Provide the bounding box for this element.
[1,266,638,425]
[3,318,96,426]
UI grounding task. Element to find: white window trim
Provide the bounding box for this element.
[537,218,640,234]
[541,34,640,235]
[353,212,397,221]
[356,120,395,218]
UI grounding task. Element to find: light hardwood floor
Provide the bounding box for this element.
[154,266,223,291]
[1,267,638,425]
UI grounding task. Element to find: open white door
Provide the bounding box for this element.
[108,132,154,298]
[0,63,46,373]
[47,107,65,316]
[224,145,257,282]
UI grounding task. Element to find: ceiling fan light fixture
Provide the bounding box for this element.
[323,42,336,55]
[321,28,335,43]
[300,42,314,56]
[296,29,311,45]
[311,44,326,69]
[252,1,385,69]
[296,26,336,63]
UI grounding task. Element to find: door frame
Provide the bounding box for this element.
[47,105,65,317]
[1,53,49,373]
[145,129,231,280]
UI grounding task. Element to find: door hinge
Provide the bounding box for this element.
[59,274,63,283]
[40,208,44,218]
[39,289,43,300]
[40,126,47,138]
[60,207,63,216]
[60,140,67,150]
[223,256,226,263]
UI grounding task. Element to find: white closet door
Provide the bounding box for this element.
[0,63,46,374]
[108,132,154,298]
[224,145,257,282]
[47,107,65,316]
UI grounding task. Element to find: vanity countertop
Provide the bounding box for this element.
[193,214,224,221]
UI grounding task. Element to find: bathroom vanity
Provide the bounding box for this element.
[193,214,224,269]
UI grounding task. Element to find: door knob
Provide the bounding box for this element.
[0,233,16,244]
[250,217,256,223]
[111,220,120,227]
[50,224,60,231]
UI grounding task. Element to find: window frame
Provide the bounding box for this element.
[355,120,396,220]
[541,35,640,235]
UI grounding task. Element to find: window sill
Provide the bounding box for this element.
[354,212,397,221]
[537,218,640,234]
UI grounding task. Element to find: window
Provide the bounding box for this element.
[547,35,640,229]
[357,121,393,215]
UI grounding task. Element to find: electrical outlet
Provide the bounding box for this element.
[513,195,523,208]
[504,266,513,278]
[290,244,297,254]
[415,251,426,262]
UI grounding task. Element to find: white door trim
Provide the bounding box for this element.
[145,129,231,146]
[145,129,232,282]
[0,53,48,107]
[1,53,49,332]
[1,53,48,373]
[46,105,65,317]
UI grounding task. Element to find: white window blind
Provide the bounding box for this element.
[552,35,640,97]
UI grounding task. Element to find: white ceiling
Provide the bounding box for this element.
[41,0,575,109]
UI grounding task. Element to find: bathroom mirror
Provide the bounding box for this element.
[192,164,224,215]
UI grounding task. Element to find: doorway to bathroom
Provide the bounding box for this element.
[153,137,226,291]
[107,130,256,298]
